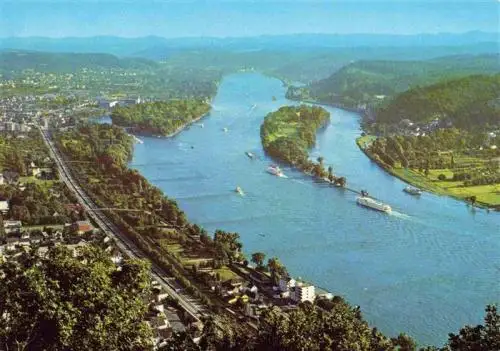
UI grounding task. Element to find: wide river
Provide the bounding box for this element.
[125,73,498,346]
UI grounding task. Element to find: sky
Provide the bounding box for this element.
[0,0,498,38]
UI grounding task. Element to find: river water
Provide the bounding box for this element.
[124,73,498,346]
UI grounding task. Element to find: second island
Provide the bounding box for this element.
[260,105,346,186]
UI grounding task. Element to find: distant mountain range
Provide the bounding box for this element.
[0,51,158,74]
[1,32,498,58]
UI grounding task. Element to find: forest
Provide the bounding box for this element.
[111,100,211,136]
[374,74,500,128]
[287,54,500,109]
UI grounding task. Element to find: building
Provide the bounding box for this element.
[293,284,315,303]
[279,276,296,292]
[71,220,94,235]
[0,173,4,185]
[4,220,22,234]
[0,200,9,214]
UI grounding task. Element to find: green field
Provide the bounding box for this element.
[358,137,500,209]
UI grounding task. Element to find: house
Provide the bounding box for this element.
[30,232,44,244]
[293,283,315,303]
[71,220,94,234]
[0,200,9,214]
[279,276,296,292]
[0,173,4,185]
[5,235,20,251]
[4,220,22,234]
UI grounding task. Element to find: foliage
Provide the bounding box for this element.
[0,245,154,350]
[0,131,50,176]
[288,54,500,108]
[446,305,500,351]
[260,105,329,167]
[375,74,500,128]
[111,100,211,136]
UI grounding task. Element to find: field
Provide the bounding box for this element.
[358,136,500,209]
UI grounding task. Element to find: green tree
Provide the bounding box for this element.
[446,305,500,351]
[0,245,154,351]
[251,252,266,268]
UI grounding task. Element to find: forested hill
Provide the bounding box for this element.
[289,54,500,108]
[375,74,500,128]
[0,50,159,73]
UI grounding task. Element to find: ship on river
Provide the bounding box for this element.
[356,196,392,213]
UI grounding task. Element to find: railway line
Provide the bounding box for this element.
[39,127,205,323]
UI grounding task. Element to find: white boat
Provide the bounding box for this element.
[403,186,422,196]
[267,164,285,177]
[223,127,228,132]
[356,196,392,213]
[235,186,244,195]
[199,123,204,128]
[245,151,255,159]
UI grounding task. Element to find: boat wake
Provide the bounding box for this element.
[389,210,412,220]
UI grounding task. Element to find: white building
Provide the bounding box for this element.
[293,284,315,303]
[0,200,9,214]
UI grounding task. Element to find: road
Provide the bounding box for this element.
[39,127,205,323]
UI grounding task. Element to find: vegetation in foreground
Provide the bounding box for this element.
[357,129,500,208]
[261,105,346,185]
[111,100,211,136]
[0,245,154,350]
[171,303,500,351]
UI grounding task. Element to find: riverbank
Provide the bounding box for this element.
[356,135,500,211]
[127,112,210,138]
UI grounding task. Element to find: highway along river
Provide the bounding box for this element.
[125,73,498,346]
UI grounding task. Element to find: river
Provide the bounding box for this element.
[120,73,498,346]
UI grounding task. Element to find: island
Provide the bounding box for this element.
[110,99,211,137]
[357,74,500,210]
[260,105,346,186]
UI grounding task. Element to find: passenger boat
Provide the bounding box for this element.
[403,186,422,196]
[267,164,285,177]
[356,196,392,213]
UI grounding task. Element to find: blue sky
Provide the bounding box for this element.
[0,0,498,38]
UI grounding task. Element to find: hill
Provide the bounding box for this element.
[289,54,500,107]
[375,74,500,128]
[0,50,158,73]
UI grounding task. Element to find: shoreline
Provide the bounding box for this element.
[355,136,499,211]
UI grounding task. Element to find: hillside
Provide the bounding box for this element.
[0,50,158,73]
[289,54,500,107]
[375,74,500,128]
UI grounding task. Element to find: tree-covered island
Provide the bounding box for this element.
[111,99,211,137]
[261,105,346,186]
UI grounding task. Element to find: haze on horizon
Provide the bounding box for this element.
[0,0,498,38]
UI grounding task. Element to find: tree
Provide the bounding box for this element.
[251,252,266,268]
[160,332,200,351]
[447,305,500,351]
[267,257,286,284]
[328,166,334,181]
[0,245,154,350]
